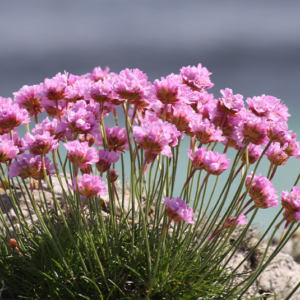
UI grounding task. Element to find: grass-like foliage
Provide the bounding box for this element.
[0,65,300,299]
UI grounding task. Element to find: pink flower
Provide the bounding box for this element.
[209,214,248,240]
[189,117,225,144]
[196,91,217,118]
[0,101,30,130]
[65,79,88,102]
[40,99,67,118]
[154,74,195,105]
[112,69,153,112]
[265,142,289,166]
[0,139,19,162]
[7,153,42,179]
[223,215,248,229]
[133,120,180,158]
[95,126,129,153]
[152,102,196,134]
[203,151,231,175]
[32,117,68,141]
[64,141,98,165]
[79,163,92,174]
[68,174,107,198]
[0,130,23,150]
[62,100,99,136]
[85,79,117,104]
[236,111,270,145]
[78,133,96,147]
[31,157,56,180]
[283,133,300,158]
[217,88,244,116]
[36,72,67,101]
[187,147,207,170]
[96,150,119,173]
[163,197,195,224]
[13,84,44,118]
[241,143,263,165]
[21,132,59,155]
[180,64,213,91]
[246,172,278,209]
[246,94,290,122]
[267,122,291,144]
[87,66,110,82]
[281,187,300,221]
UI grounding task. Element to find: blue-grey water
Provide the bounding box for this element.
[1,1,300,233]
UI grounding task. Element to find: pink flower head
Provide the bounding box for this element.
[36,72,67,100]
[87,66,110,82]
[65,79,88,103]
[31,157,56,180]
[246,172,278,209]
[154,74,195,105]
[163,197,195,224]
[79,163,92,175]
[95,126,129,153]
[13,84,44,118]
[112,69,153,108]
[7,153,42,179]
[0,139,19,162]
[267,121,291,144]
[265,142,289,166]
[281,187,300,221]
[21,132,59,155]
[62,100,99,136]
[196,91,217,118]
[203,151,231,175]
[187,147,207,170]
[66,73,83,86]
[78,133,96,147]
[96,150,119,173]
[217,88,244,116]
[209,214,248,240]
[0,100,30,130]
[32,117,68,141]
[236,111,270,145]
[40,99,67,118]
[180,64,214,91]
[85,79,117,104]
[189,117,225,144]
[64,141,98,165]
[133,120,180,158]
[223,214,248,229]
[241,143,263,165]
[246,94,290,122]
[283,133,300,158]
[68,174,107,198]
[152,102,197,134]
[0,97,12,106]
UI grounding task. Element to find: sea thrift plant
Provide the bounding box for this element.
[1,63,300,300]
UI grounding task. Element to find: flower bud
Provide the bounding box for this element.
[107,169,118,183]
[9,238,18,249]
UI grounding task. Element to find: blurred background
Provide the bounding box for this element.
[1,0,300,232]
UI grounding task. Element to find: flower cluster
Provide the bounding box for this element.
[0,62,299,236]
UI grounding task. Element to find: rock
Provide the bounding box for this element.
[225,228,300,299]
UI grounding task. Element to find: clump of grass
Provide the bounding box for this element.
[1,65,300,299]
